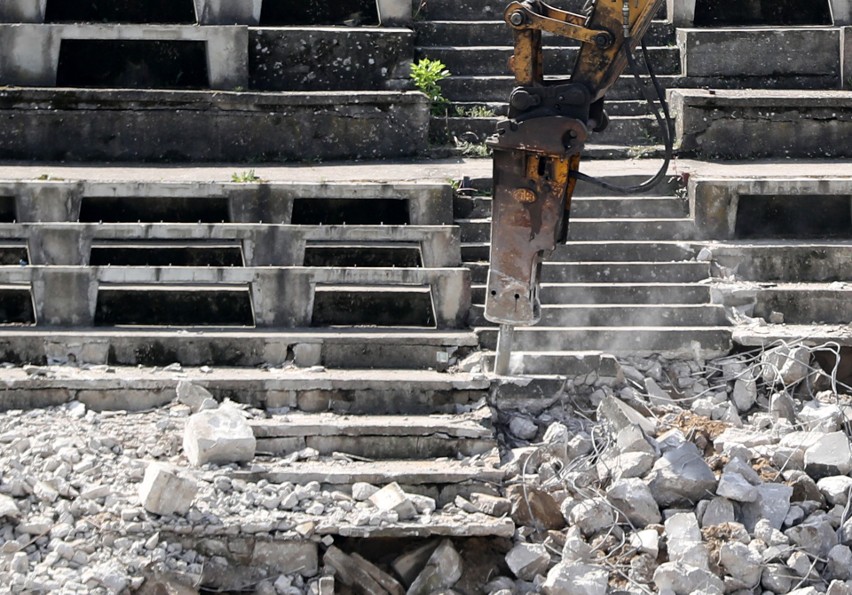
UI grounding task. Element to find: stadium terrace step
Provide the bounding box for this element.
[703,241,852,283]
[0,24,248,89]
[0,223,460,268]
[0,328,480,369]
[470,303,729,327]
[477,326,733,357]
[459,217,697,243]
[467,261,710,284]
[0,181,453,226]
[0,265,471,328]
[0,0,264,25]
[250,410,495,459]
[472,282,713,305]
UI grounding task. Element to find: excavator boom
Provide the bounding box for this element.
[484,0,665,371]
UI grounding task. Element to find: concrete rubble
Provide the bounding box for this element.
[0,343,849,593]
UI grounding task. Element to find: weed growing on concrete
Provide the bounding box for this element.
[231,170,261,183]
[410,58,451,116]
[454,105,496,118]
[454,138,491,158]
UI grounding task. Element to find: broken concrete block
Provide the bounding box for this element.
[665,513,706,569]
[805,431,852,479]
[368,482,416,521]
[406,539,462,595]
[505,543,550,581]
[138,463,197,516]
[352,482,379,501]
[653,561,724,595]
[183,405,256,466]
[700,497,735,527]
[741,483,793,532]
[506,484,565,530]
[719,541,762,588]
[469,493,511,517]
[762,345,812,386]
[606,478,661,528]
[509,416,538,441]
[826,545,852,581]
[785,514,838,558]
[568,497,615,537]
[644,377,674,406]
[392,541,440,588]
[731,375,757,412]
[818,476,852,506]
[597,395,656,435]
[769,391,797,423]
[716,471,758,502]
[542,562,608,595]
[799,401,844,432]
[176,380,218,413]
[323,546,403,595]
[0,494,20,518]
[646,442,717,507]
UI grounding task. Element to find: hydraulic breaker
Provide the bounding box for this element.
[485,0,666,373]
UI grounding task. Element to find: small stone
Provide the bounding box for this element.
[805,432,852,479]
[66,401,87,418]
[351,482,379,501]
[716,471,758,502]
[176,380,218,413]
[509,416,538,441]
[606,478,661,527]
[505,543,550,581]
[10,551,29,574]
[0,493,20,518]
[542,562,609,595]
[368,483,416,521]
[183,405,256,467]
[138,463,197,516]
[720,541,762,588]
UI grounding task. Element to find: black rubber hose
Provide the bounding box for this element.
[570,38,674,194]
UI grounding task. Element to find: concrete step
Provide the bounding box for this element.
[0,265,470,329]
[704,242,852,283]
[413,20,675,47]
[0,366,490,414]
[419,45,680,77]
[1,223,461,268]
[751,283,852,325]
[437,113,665,145]
[471,282,712,305]
[459,217,697,243]
[733,324,852,349]
[250,410,495,459]
[441,73,684,103]
[455,194,686,220]
[0,328,479,369]
[418,0,667,21]
[477,326,732,356]
[467,261,710,284]
[0,88,429,162]
[471,303,729,327]
[0,180,454,226]
[461,239,698,263]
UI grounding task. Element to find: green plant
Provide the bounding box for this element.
[231,169,261,183]
[410,58,451,116]
[454,138,491,158]
[455,105,496,118]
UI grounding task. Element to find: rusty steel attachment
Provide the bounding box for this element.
[484,0,665,364]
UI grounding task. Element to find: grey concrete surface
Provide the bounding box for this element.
[844,27,852,88]
[689,177,852,239]
[0,88,430,162]
[194,0,262,25]
[0,0,46,23]
[678,27,841,79]
[671,89,852,159]
[0,265,470,328]
[666,0,695,26]
[0,24,248,89]
[833,0,852,25]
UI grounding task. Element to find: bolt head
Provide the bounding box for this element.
[509,11,526,26]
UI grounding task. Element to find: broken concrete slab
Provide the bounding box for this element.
[183,405,256,467]
[138,463,197,516]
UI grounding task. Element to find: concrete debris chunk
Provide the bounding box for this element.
[700,497,735,527]
[508,416,538,441]
[0,493,21,518]
[606,478,661,527]
[182,405,256,467]
[719,541,762,588]
[741,483,793,532]
[505,542,550,581]
[665,513,707,569]
[817,475,852,506]
[138,463,197,516]
[804,431,852,479]
[406,539,462,595]
[323,546,404,595]
[597,395,656,435]
[368,482,417,521]
[469,493,511,517]
[785,514,838,558]
[175,380,218,413]
[352,482,380,501]
[647,442,717,507]
[716,471,758,502]
[799,401,844,432]
[769,391,797,423]
[392,541,440,588]
[568,497,615,537]
[731,375,757,412]
[653,561,724,595]
[644,378,674,406]
[826,544,852,581]
[542,562,608,595]
[761,345,812,386]
[506,484,565,530]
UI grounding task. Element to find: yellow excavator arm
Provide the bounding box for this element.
[484,0,666,372]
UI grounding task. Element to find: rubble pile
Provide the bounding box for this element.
[495,343,852,594]
[0,342,850,594]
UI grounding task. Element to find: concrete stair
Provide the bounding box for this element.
[413,0,675,154]
[0,6,427,161]
[457,174,733,373]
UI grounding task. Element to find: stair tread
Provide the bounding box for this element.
[251,410,493,439]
